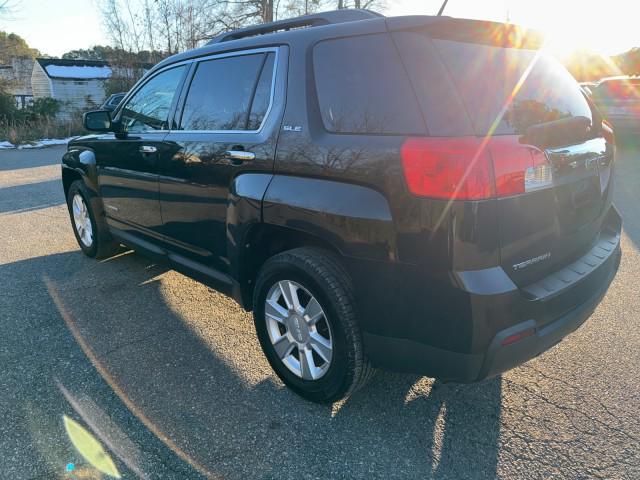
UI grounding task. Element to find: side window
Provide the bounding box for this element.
[180,52,274,131]
[313,34,425,135]
[247,53,275,130]
[120,66,186,133]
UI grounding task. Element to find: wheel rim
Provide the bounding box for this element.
[265,280,333,381]
[72,193,93,248]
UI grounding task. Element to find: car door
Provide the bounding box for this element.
[158,48,285,271]
[97,65,187,238]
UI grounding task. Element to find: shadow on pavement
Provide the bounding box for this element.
[0,146,64,171]
[0,179,64,215]
[3,248,503,479]
[0,250,207,479]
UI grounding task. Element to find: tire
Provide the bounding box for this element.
[66,180,119,259]
[253,247,374,403]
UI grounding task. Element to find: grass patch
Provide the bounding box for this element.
[0,114,86,146]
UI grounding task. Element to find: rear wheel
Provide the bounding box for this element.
[66,180,119,259]
[253,247,374,403]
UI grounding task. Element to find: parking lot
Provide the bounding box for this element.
[1,139,639,479]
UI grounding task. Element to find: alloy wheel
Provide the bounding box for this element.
[264,280,333,380]
[72,193,93,248]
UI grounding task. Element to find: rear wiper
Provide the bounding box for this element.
[523,116,592,148]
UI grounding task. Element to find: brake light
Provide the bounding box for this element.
[491,136,553,196]
[400,137,495,200]
[401,136,553,200]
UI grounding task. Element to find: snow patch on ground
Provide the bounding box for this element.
[0,137,77,150]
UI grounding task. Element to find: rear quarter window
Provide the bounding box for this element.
[391,31,475,136]
[313,34,426,135]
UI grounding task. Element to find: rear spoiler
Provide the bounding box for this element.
[386,16,544,50]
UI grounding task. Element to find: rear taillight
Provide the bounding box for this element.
[490,136,553,196]
[401,136,553,200]
[400,137,495,200]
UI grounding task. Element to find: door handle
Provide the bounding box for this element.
[139,145,157,154]
[225,150,255,162]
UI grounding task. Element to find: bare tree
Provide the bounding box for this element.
[141,0,156,52]
[331,0,384,10]
[0,0,19,19]
[96,0,387,56]
[99,0,129,50]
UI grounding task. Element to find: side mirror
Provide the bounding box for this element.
[83,110,113,132]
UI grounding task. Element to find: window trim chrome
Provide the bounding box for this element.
[115,62,191,135]
[114,46,280,136]
[171,46,280,135]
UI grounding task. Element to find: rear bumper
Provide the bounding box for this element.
[363,207,622,381]
[476,240,620,380]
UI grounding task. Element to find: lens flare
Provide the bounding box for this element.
[63,415,121,478]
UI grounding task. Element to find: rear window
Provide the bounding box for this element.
[313,34,425,135]
[395,32,592,136]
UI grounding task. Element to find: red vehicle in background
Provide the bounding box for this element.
[591,76,640,129]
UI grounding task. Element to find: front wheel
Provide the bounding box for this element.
[66,180,119,259]
[253,247,374,403]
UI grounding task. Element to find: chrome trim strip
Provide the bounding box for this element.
[101,166,157,179]
[114,47,280,136]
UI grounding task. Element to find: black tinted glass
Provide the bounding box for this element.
[432,39,592,135]
[181,53,269,131]
[313,34,425,135]
[247,53,275,130]
[392,32,475,136]
[120,66,185,133]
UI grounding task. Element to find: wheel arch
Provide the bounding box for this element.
[235,223,343,310]
[62,167,83,198]
[230,174,397,310]
[261,175,397,262]
[61,147,100,196]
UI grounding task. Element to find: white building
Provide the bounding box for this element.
[0,57,35,108]
[31,58,112,120]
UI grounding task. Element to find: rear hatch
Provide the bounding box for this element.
[390,17,615,287]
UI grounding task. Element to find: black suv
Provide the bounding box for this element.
[62,10,621,403]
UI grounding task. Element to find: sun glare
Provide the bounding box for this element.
[390,0,636,58]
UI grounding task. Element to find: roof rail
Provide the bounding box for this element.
[208,9,383,45]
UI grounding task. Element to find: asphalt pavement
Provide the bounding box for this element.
[0,140,639,479]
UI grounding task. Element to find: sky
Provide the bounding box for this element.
[1,0,106,57]
[391,0,639,57]
[1,0,638,58]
